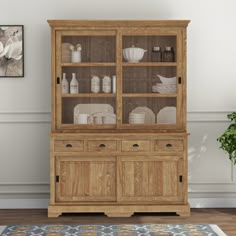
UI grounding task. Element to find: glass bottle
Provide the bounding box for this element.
[151,46,162,62]
[70,73,79,94]
[61,73,69,94]
[163,46,175,62]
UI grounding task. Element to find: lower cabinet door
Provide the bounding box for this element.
[118,156,184,203]
[55,156,116,202]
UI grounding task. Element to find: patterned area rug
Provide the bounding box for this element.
[0,224,226,236]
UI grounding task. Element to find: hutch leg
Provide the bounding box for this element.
[177,211,191,217]
[48,206,62,218]
[48,211,62,218]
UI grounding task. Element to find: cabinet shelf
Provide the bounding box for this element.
[61,62,116,67]
[62,93,115,98]
[122,93,177,98]
[121,124,176,129]
[61,124,116,129]
[122,62,177,67]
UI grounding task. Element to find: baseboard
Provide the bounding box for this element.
[189,198,236,208]
[0,197,236,209]
[0,199,49,209]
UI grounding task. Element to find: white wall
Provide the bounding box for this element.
[0,0,236,208]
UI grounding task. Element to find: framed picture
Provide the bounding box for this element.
[0,25,24,77]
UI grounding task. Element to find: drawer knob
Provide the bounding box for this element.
[66,144,72,148]
[99,144,106,148]
[133,144,139,148]
[166,143,172,148]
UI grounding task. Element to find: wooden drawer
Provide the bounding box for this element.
[155,139,183,153]
[54,140,84,152]
[121,140,151,152]
[87,140,117,152]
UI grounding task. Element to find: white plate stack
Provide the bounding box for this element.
[152,75,176,94]
[152,83,176,93]
[128,112,145,124]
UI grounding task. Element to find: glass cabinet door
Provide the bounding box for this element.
[120,30,183,130]
[55,30,117,130]
[54,29,184,131]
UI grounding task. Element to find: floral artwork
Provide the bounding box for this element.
[0,25,24,77]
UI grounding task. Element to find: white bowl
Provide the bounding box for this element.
[123,46,147,63]
[157,74,176,84]
[129,113,145,117]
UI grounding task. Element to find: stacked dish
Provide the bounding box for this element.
[128,112,145,124]
[74,104,115,124]
[152,83,176,93]
[157,75,176,84]
[130,106,155,124]
[152,75,176,94]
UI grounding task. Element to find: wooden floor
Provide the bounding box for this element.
[0,209,235,235]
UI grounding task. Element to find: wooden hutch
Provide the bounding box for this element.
[48,20,190,217]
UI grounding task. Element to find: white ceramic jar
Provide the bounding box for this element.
[91,76,100,93]
[71,51,81,63]
[102,76,111,93]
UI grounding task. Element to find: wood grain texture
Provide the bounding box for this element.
[55,156,116,202]
[121,140,151,152]
[51,28,56,131]
[54,140,84,152]
[154,139,184,153]
[48,20,190,217]
[61,63,116,67]
[55,31,62,130]
[118,156,183,202]
[47,20,190,28]
[50,137,56,205]
[87,140,117,152]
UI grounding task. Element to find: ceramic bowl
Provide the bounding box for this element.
[123,46,147,63]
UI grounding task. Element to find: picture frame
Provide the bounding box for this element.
[0,25,24,77]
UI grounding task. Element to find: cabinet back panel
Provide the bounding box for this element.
[123,36,176,62]
[123,67,176,93]
[62,67,116,93]
[62,98,116,124]
[62,36,116,62]
[123,97,176,124]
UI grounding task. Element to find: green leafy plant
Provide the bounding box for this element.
[217,112,236,164]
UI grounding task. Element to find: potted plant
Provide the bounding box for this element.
[217,112,236,164]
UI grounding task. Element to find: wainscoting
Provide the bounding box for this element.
[0,111,236,208]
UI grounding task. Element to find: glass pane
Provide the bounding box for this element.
[62,36,116,63]
[123,66,176,93]
[123,97,176,125]
[122,36,176,63]
[62,98,116,125]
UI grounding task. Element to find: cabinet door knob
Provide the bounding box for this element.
[99,144,106,148]
[166,143,172,148]
[66,144,72,148]
[133,144,139,148]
